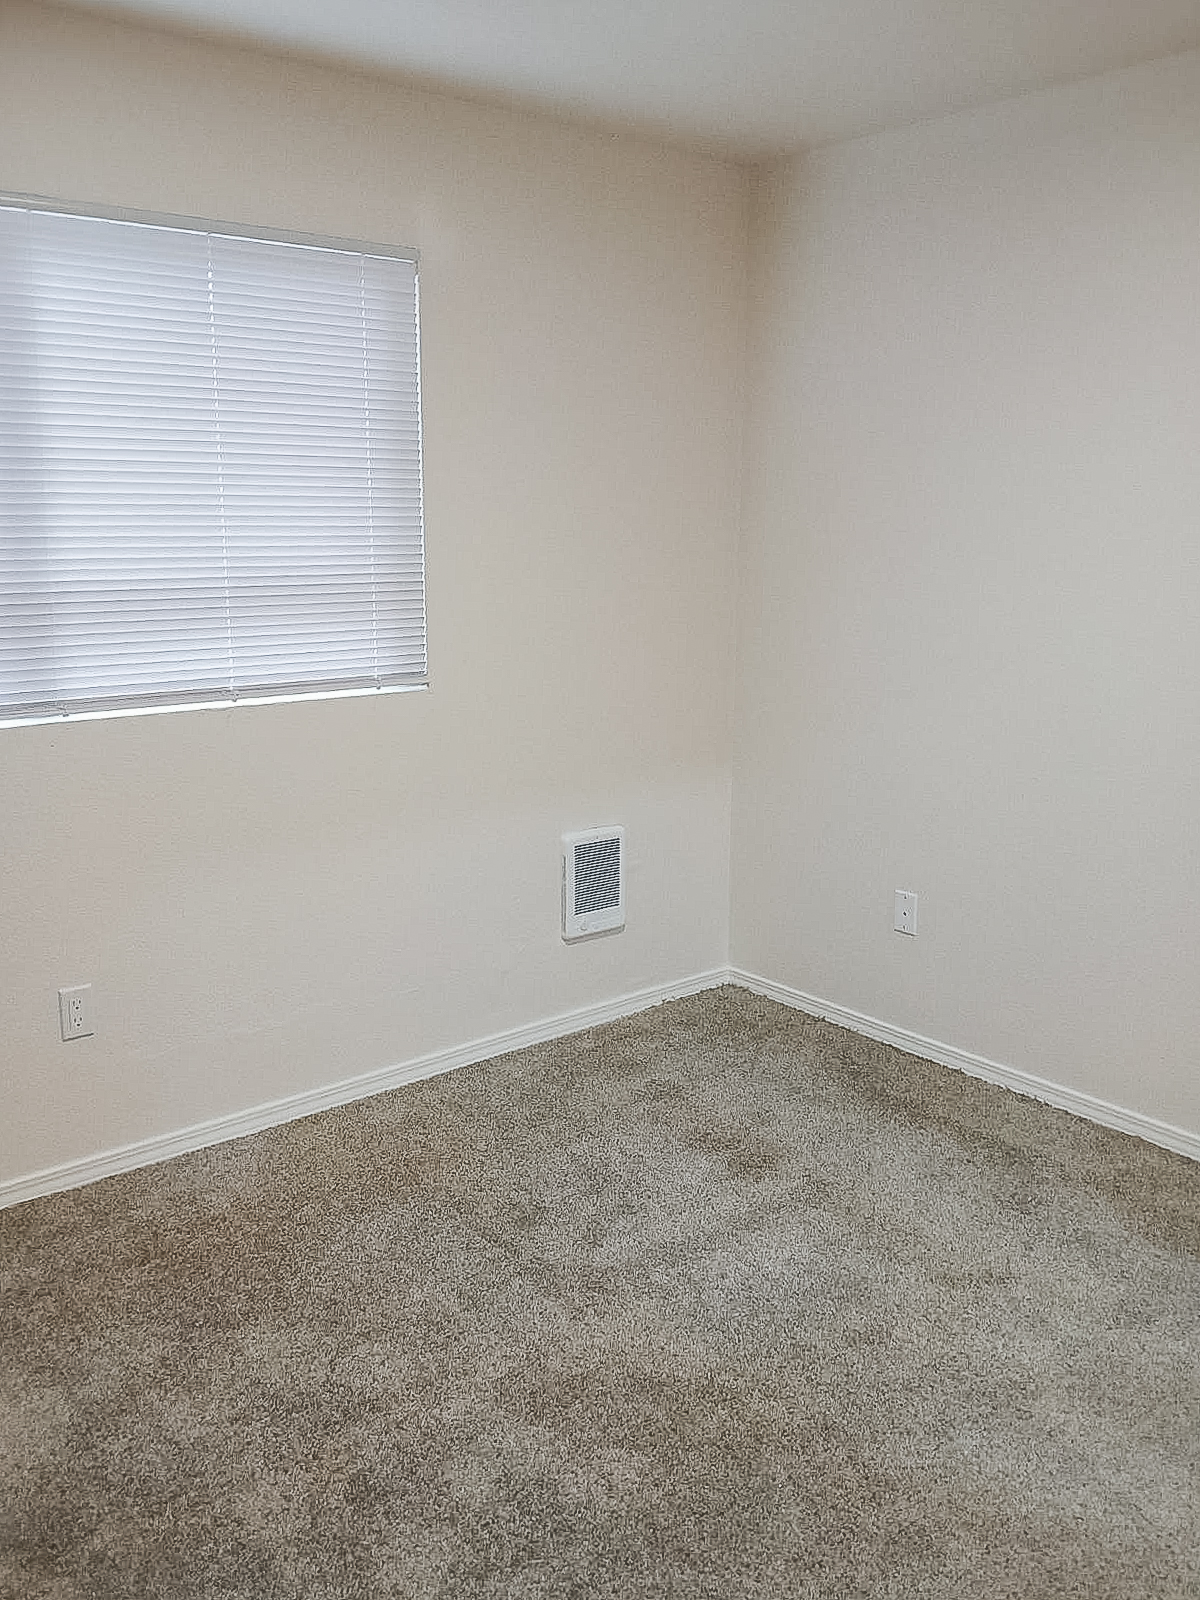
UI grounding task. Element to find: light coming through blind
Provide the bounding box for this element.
[0,197,426,723]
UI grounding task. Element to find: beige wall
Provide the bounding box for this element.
[0,2,747,1183]
[6,3,1199,1191]
[733,50,1200,1135]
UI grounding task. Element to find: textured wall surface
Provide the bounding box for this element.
[0,1,747,1183]
[6,4,1200,1189]
[733,49,1200,1136]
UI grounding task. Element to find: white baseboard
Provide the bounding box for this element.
[0,968,728,1211]
[7,962,1196,1209]
[729,966,1200,1165]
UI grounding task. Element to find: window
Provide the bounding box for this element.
[0,196,426,724]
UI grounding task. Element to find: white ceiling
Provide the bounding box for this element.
[66,0,1200,156]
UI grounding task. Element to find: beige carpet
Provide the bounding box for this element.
[2,986,1198,1599]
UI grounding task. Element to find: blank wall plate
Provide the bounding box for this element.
[58,985,94,1040]
[894,891,918,937]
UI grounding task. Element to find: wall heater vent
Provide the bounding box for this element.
[562,827,625,941]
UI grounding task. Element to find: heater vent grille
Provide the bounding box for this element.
[562,827,625,940]
[573,836,621,915]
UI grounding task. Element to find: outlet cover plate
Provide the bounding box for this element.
[894,891,918,937]
[58,985,94,1040]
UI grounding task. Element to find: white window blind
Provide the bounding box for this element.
[0,197,426,723]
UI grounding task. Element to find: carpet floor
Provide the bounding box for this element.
[2,986,1198,1599]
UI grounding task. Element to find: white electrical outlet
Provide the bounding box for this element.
[894,891,918,937]
[58,985,94,1041]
